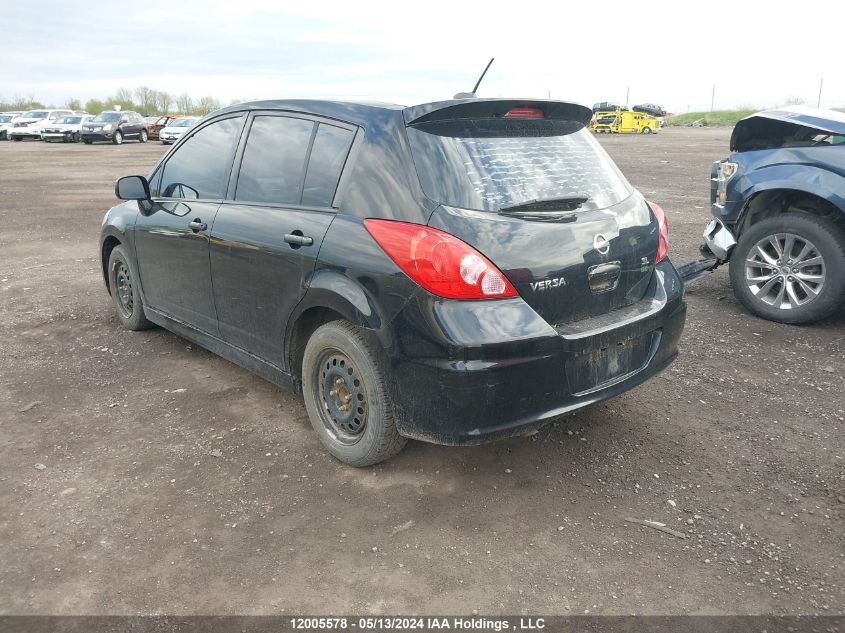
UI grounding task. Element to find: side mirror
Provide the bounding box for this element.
[115,175,151,201]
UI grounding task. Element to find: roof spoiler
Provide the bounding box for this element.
[403,99,593,127]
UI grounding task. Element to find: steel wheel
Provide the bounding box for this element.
[113,261,134,318]
[312,349,368,446]
[744,232,825,310]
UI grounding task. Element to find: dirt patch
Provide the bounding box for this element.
[0,130,842,615]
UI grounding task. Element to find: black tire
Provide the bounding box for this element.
[12,136,21,142]
[112,131,123,145]
[139,129,148,143]
[73,132,80,143]
[107,245,154,331]
[0,130,6,140]
[301,321,406,467]
[642,127,652,134]
[729,213,845,324]
[83,139,92,144]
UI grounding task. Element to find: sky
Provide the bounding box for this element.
[3,0,844,113]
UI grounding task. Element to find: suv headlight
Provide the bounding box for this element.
[719,162,738,179]
[102,124,114,131]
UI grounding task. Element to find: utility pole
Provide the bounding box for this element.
[818,78,824,107]
[711,84,716,112]
[625,86,630,108]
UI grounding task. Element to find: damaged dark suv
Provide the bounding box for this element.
[703,106,845,323]
[100,98,686,466]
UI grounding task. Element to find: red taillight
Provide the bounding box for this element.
[504,107,544,119]
[363,219,518,300]
[648,201,669,263]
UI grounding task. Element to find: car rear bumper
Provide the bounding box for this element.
[388,260,686,445]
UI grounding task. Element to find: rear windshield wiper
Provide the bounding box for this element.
[497,195,590,220]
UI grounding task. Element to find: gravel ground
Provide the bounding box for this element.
[0,128,842,616]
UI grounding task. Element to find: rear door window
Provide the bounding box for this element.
[301,123,355,207]
[235,115,314,205]
[406,118,632,212]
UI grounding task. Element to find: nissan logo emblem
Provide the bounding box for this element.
[593,234,610,255]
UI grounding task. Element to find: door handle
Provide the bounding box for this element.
[188,219,207,232]
[284,233,314,247]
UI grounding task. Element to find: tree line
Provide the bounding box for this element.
[0,87,245,117]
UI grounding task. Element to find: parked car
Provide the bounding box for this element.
[159,117,198,144]
[0,113,16,140]
[592,101,620,113]
[100,98,686,466]
[702,106,845,323]
[81,110,148,144]
[41,114,94,142]
[8,109,74,141]
[633,103,667,117]
[145,114,177,140]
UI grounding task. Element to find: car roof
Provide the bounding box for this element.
[215,97,591,127]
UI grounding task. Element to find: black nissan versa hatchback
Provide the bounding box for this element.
[100,98,686,466]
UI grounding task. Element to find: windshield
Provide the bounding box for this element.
[407,119,632,212]
[57,116,82,124]
[169,118,196,127]
[0,115,12,123]
[93,112,121,123]
[23,110,49,119]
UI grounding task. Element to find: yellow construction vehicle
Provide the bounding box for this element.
[590,108,659,134]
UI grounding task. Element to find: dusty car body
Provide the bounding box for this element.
[0,113,15,140]
[145,115,177,140]
[100,97,685,466]
[41,115,93,142]
[159,117,198,144]
[633,103,667,117]
[9,109,74,140]
[702,106,845,323]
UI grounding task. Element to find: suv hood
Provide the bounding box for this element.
[731,106,845,152]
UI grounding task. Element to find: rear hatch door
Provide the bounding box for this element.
[405,100,659,325]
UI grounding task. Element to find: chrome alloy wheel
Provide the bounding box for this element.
[744,232,825,310]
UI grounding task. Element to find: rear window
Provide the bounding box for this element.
[406,119,632,212]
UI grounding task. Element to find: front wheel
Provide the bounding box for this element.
[301,321,406,467]
[729,213,845,323]
[139,129,148,143]
[12,136,22,142]
[112,131,123,145]
[107,245,154,331]
[642,127,652,134]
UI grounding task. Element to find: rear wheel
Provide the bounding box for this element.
[301,321,406,467]
[13,136,22,142]
[729,213,845,323]
[112,131,123,145]
[642,126,652,134]
[72,132,80,142]
[107,245,153,331]
[139,129,148,143]
[83,139,92,144]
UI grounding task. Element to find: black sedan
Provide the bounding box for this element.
[100,98,686,466]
